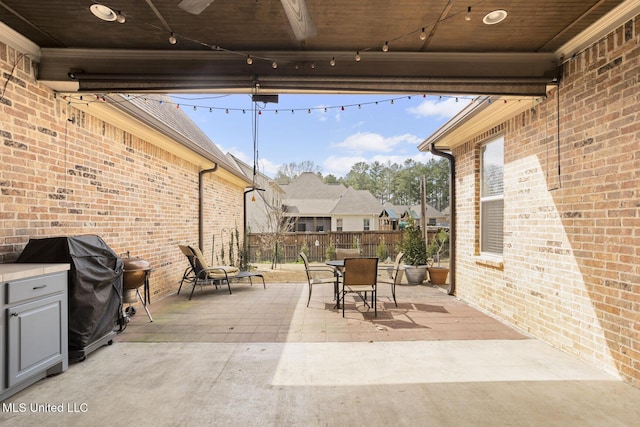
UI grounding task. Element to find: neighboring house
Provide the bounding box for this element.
[419,15,640,385]
[0,31,251,298]
[379,203,446,229]
[227,154,286,234]
[378,205,401,230]
[280,172,382,232]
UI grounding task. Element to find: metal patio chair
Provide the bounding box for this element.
[340,257,379,317]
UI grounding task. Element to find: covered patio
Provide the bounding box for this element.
[2,280,639,426]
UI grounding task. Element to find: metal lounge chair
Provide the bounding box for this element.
[177,245,239,299]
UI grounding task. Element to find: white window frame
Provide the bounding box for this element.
[363,218,370,231]
[480,136,504,256]
[336,218,343,232]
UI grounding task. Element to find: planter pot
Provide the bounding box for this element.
[427,267,449,285]
[403,265,428,285]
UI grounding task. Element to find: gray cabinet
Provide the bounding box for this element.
[0,265,69,401]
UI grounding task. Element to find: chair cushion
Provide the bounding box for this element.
[206,266,240,279]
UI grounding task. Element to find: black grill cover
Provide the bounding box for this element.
[16,235,124,358]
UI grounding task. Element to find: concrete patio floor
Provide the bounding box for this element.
[2,280,640,426]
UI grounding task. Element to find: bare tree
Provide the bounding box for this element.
[251,191,295,269]
[275,161,322,184]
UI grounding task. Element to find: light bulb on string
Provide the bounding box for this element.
[116,12,126,24]
[330,57,336,67]
[465,6,472,21]
[382,41,389,52]
[272,61,278,69]
[419,28,426,40]
[246,55,253,65]
[168,32,177,44]
[355,51,361,62]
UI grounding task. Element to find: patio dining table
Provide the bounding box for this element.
[325,260,344,308]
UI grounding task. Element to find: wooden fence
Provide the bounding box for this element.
[246,229,441,264]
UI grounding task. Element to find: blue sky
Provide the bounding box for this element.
[174,94,472,178]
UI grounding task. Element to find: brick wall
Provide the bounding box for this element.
[0,41,244,299]
[453,17,640,385]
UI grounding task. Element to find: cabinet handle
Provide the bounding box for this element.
[33,285,47,290]
[11,312,18,317]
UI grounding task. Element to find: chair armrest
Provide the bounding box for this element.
[306,266,338,274]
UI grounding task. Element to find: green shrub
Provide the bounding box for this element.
[399,220,428,266]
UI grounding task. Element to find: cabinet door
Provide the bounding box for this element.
[7,294,64,387]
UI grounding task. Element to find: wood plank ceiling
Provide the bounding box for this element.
[0,0,630,95]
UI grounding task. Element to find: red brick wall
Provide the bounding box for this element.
[0,42,244,299]
[453,17,640,385]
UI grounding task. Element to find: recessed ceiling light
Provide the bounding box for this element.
[483,10,508,25]
[90,4,118,22]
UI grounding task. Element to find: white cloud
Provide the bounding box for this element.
[323,155,367,177]
[257,158,280,177]
[323,151,435,177]
[313,104,330,122]
[407,97,472,119]
[332,132,421,154]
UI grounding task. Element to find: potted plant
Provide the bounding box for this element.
[399,220,428,285]
[427,228,450,285]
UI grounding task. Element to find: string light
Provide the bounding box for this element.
[330,57,336,67]
[62,93,502,116]
[94,6,508,74]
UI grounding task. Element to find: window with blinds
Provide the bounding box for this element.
[480,137,504,254]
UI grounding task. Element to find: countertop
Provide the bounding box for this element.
[0,263,70,282]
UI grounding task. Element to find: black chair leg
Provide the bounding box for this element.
[392,283,397,307]
[307,283,312,307]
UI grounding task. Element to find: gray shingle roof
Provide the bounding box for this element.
[107,94,247,181]
[332,187,382,215]
[283,172,382,216]
[280,172,346,199]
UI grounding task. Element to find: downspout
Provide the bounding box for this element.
[429,143,456,295]
[199,164,218,251]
